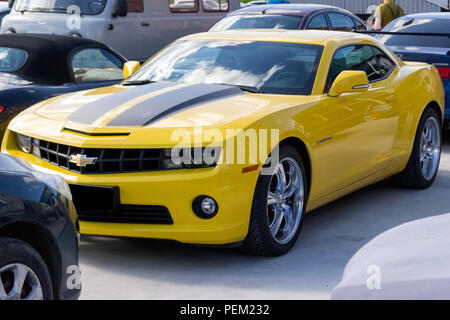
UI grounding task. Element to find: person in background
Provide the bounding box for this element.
[373,0,404,30]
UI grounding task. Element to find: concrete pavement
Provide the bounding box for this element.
[78,134,450,300]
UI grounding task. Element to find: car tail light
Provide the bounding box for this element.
[437,67,450,79]
[0,106,4,114]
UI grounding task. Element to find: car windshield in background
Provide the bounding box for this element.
[210,15,303,31]
[0,47,27,72]
[378,18,450,48]
[14,0,107,15]
[126,40,323,95]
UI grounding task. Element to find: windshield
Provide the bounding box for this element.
[378,18,450,48]
[210,15,303,31]
[125,40,323,95]
[0,47,27,72]
[14,0,107,15]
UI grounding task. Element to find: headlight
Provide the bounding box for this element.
[16,133,32,153]
[162,147,221,169]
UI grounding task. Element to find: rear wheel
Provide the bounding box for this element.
[392,108,441,189]
[241,145,308,256]
[0,237,53,300]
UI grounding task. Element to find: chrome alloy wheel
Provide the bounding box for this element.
[0,263,43,300]
[267,157,305,245]
[420,117,441,180]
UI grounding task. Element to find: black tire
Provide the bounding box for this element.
[240,145,308,256]
[0,237,53,300]
[392,108,442,189]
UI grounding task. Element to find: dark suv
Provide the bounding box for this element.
[0,154,80,300]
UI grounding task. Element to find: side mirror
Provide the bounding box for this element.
[123,61,141,79]
[115,0,128,17]
[328,71,369,97]
[8,0,15,9]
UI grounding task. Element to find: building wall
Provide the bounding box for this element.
[289,0,445,14]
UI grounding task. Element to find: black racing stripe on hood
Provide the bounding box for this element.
[106,84,243,127]
[67,82,173,125]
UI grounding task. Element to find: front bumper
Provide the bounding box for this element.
[5,147,259,245]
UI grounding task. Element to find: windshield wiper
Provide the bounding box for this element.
[21,7,67,13]
[238,85,262,93]
[211,83,262,93]
[122,80,155,86]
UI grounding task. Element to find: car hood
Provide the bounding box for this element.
[8,82,319,147]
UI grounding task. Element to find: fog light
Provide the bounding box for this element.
[192,196,218,219]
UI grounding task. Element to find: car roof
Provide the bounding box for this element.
[0,34,120,84]
[185,29,374,46]
[399,12,450,20]
[229,4,353,17]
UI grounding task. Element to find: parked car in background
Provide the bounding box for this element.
[210,4,368,32]
[240,0,266,8]
[2,0,241,61]
[0,153,80,300]
[332,213,450,299]
[0,34,127,140]
[375,13,450,126]
[2,30,444,256]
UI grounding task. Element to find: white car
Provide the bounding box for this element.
[332,214,450,300]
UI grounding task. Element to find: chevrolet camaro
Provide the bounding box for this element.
[1,30,444,256]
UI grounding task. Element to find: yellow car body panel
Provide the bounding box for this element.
[1,30,445,244]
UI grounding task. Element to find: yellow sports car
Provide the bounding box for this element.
[1,30,444,256]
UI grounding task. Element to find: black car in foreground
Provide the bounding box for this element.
[0,154,80,300]
[210,4,368,32]
[0,33,127,139]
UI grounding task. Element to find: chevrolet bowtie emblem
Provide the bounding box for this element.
[69,154,98,167]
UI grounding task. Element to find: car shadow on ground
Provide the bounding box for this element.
[78,134,450,299]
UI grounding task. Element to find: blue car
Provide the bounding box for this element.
[376,13,450,126]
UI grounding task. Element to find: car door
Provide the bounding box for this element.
[69,47,125,91]
[310,44,400,200]
[105,0,148,61]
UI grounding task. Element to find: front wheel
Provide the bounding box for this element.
[0,237,53,300]
[241,145,308,256]
[392,108,442,189]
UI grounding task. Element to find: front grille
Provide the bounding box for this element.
[33,139,166,174]
[77,205,174,224]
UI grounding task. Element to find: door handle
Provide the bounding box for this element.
[141,22,150,27]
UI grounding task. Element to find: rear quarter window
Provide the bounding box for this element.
[0,47,27,72]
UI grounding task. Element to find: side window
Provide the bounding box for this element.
[328,12,355,32]
[71,48,124,83]
[202,0,229,12]
[305,13,328,30]
[170,0,199,12]
[353,18,367,31]
[127,0,144,12]
[372,47,396,77]
[325,45,381,92]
